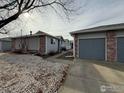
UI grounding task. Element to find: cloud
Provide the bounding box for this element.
[1,0,124,40]
[72,0,124,28]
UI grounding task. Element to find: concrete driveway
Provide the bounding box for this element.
[47,57,124,93]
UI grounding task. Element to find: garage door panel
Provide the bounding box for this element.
[79,38,105,60]
[117,37,124,62]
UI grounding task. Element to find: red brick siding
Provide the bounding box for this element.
[106,31,117,62]
[39,36,46,55]
[12,39,15,51]
[24,38,28,52]
[26,38,29,51]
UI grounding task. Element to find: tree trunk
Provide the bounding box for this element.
[0,12,21,29]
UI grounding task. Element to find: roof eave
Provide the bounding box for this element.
[70,23,124,35]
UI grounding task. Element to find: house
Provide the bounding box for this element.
[12,31,59,55]
[0,38,11,52]
[56,36,65,52]
[70,23,124,62]
[70,40,73,49]
[64,39,72,50]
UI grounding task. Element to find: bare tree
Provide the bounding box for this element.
[0,0,74,34]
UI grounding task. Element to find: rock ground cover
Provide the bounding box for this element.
[0,53,69,93]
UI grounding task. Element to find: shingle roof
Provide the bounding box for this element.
[70,23,124,35]
[12,31,59,39]
[0,37,11,41]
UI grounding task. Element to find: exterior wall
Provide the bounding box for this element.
[28,37,40,51]
[65,40,71,50]
[14,38,21,49]
[2,41,11,51]
[78,32,106,39]
[0,41,11,51]
[58,40,65,52]
[13,37,40,52]
[39,36,46,55]
[12,36,58,55]
[12,39,15,50]
[46,36,59,54]
[61,40,65,48]
[106,31,117,62]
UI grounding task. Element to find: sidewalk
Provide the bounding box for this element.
[46,51,124,93]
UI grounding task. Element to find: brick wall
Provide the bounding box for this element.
[39,36,46,55]
[12,39,15,51]
[106,31,117,62]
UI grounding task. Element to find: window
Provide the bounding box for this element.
[51,38,55,44]
[51,39,54,44]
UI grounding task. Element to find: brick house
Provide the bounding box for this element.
[70,23,124,62]
[12,31,59,55]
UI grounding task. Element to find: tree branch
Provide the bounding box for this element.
[0,0,74,34]
[0,0,16,9]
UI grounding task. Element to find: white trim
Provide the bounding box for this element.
[78,37,106,39]
[78,32,106,39]
[70,23,124,35]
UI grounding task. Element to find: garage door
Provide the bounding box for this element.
[117,37,124,62]
[79,38,105,60]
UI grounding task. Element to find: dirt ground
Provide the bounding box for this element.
[0,53,69,93]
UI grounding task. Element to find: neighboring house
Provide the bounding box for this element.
[0,38,11,52]
[70,40,73,49]
[12,31,59,55]
[56,36,65,52]
[70,23,124,62]
[64,39,72,50]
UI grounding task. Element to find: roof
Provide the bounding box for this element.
[35,31,50,36]
[56,36,65,41]
[0,37,11,41]
[12,31,59,39]
[64,39,71,42]
[70,23,124,35]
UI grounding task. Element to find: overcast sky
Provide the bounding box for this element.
[1,0,124,40]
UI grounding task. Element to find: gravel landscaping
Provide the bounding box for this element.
[0,53,69,93]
